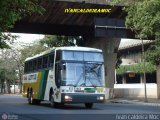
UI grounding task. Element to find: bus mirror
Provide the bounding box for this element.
[57,79,61,88]
[61,64,66,70]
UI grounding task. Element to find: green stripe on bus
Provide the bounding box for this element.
[41,70,49,99]
[38,71,44,99]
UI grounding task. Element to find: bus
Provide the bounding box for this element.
[22,46,105,108]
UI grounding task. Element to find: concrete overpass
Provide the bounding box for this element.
[12,0,130,36]
[11,0,134,99]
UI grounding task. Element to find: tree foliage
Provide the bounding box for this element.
[20,43,47,63]
[112,0,160,65]
[125,0,160,40]
[39,35,84,48]
[0,42,47,93]
[124,0,160,65]
[145,41,160,65]
[0,50,18,93]
[116,62,156,75]
[116,53,122,69]
[0,0,44,48]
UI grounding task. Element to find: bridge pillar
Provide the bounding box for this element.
[84,37,121,99]
[157,65,160,99]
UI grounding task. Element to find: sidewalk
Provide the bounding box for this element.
[0,93,21,96]
[106,98,160,107]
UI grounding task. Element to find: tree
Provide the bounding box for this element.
[111,0,160,40]
[116,53,122,69]
[9,42,47,93]
[0,0,44,48]
[145,41,160,65]
[20,43,47,63]
[124,0,160,65]
[0,50,18,93]
[125,0,160,40]
[0,42,47,94]
[112,0,160,65]
[39,35,84,48]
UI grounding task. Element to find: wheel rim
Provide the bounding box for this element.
[30,95,33,104]
[28,92,33,104]
[50,96,54,107]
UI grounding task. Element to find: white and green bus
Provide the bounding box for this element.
[22,46,105,108]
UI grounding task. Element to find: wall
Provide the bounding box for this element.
[121,52,142,65]
[113,84,157,98]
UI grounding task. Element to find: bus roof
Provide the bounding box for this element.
[55,46,102,52]
[25,46,102,62]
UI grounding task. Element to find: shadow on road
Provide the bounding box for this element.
[32,102,101,110]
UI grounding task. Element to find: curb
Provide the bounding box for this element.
[0,94,22,96]
[108,100,160,107]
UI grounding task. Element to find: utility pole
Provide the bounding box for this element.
[141,39,148,102]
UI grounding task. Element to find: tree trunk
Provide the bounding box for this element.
[7,80,11,94]
[19,72,22,94]
[0,83,2,93]
[14,81,16,94]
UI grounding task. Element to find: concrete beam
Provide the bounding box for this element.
[54,0,112,5]
[54,0,139,6]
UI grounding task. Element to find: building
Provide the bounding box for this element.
[114,39,157,98]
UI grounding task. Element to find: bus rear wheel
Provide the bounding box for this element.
[85,103,93,109]
[28,91,40,105]
[28,91,33,104]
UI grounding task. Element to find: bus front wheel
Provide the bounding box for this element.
[85,103,93,109]
[50,95,63,108]
[50,95,55,107]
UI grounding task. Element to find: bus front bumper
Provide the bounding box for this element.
[61,93,105,103]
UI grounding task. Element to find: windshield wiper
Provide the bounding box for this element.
[74,72,84,87]
[79,82,86,87]
[74,64,102,87]
[85,64,102,86]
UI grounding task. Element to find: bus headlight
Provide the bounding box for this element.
[97,96,104,100]
[65,95,72,101]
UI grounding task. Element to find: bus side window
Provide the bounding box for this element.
[43,56,48,68]
[33,59,37,71]
[48,54,54,67]
[29,61,33,72]
[24,62,28,73]
[38,57,42,70]
[56,51,61,62]
[26,62,29,73]
[55,64,61,88]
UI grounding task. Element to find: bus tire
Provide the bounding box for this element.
[28,91,33,104]
[28,91,41,105]
[50,95,55,107]
[50,93,59,108]
[27,88,29,98]
[85,103,93,109]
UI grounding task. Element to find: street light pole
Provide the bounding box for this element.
[141,39,148,102]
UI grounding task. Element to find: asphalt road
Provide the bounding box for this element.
[0,94,160,120]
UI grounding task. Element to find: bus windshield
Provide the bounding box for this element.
[62,51,103,62]
[61,63,105,87]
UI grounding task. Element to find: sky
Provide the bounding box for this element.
[12,33,132,43]
[11,33,44,44]
[10,33,134,48]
